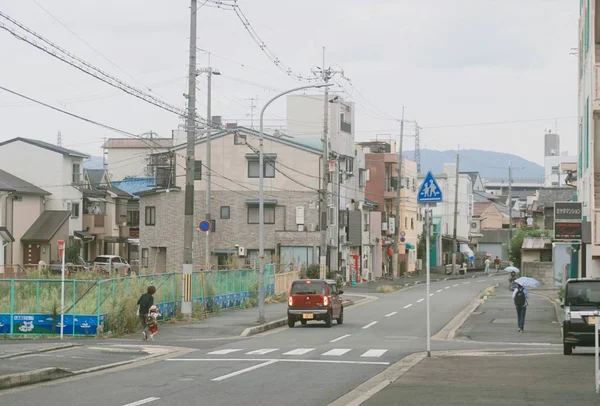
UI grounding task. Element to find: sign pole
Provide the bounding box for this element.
[59,240,65,340]
[425,204,431,357]
[596,314,599,393]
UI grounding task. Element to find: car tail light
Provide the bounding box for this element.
[288,296,293,306]
[323,296,329,306]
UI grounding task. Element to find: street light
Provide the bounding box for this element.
[257,83,334,323]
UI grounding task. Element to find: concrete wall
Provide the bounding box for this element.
[522,261,554,286]
[106,147,154,181]
[521,251,540,266]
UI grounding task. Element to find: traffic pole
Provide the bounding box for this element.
[60,241,65,340]
[425,205,431,357]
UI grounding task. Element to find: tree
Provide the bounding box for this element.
[416,233,436,260]
[66,240,82,264]
[509,228,549,267]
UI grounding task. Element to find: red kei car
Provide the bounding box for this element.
[287,279,344,328]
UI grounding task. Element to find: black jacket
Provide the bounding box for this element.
[137,293,154,315]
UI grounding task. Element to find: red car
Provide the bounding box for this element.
[287,279,344,328]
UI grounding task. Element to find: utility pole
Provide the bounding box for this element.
[199,54,220,270]
[246,97,257,129]
[451,152,460,275]
[393,107,405,279]
[508,161,513,243]
[414,123,421,174]
[181,0,198,319]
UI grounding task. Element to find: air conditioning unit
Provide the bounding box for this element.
[295,206,305,225]
[238,246,246,257]
[298,225,305,232]
[307,223,316,232]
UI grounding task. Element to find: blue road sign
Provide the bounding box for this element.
[418,171,443,203]
[198,220,211,232]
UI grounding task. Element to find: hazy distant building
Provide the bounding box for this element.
[544,132,560,157]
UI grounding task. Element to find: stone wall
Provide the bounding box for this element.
[522,261,554,286]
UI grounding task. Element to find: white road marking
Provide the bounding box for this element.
[207,349,242,355]
[122,398,160,406]
[444,286,450,290]
[362,321,378,329]
[282,348,314,356]
[166,358,390,366]
[361,349,388,358]
[416,299,424,303]
[494,278,502,281]
[385,312,398,317]
[477,280,486,283]
[330,334,352,343]
[436,289,443,293]
[403,304,413,309]
[463,282,471,284]
[246,348,279,355]
[212,360,278,381]
[453,284,459,287]
[322,348,352,356]
[430,293,434,296]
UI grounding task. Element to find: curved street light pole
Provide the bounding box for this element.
[257,82,334,323]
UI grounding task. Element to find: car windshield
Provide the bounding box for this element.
[291,281,325,295]
[93,256,111,263]
[566,282,600,306]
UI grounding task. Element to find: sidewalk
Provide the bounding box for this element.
[361,280,600,405]
[345,269,488,294]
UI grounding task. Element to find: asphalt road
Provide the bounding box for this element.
[0,276,508,406]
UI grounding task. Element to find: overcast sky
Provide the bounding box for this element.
[0,0,577,166]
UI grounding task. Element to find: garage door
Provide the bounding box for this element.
[478,243,503,260]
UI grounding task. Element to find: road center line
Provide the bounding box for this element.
[403,304,413,309]
[212,360,278,381]
[385,311,398,317]
[122,398,160,406]
[362,321,378,329]
[453,284,459,287]
[430,293,434,296]
[330,334,352,343]
[416,299,424,303]
[463,282,471,284]
[436,289,443,293]
[444,286,450,289]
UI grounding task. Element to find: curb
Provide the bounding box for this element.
[355,272,488,293]
[532,291,564,331]
[240,295,373,337]
[0,345,187,391]
[432,284,497,341]
[0,367,73,390]
[0,343,81,360]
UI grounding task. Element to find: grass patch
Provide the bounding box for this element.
[376,285,399,293]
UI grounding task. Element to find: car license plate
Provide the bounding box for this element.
[302,313,313,320]
[589,316,596,325]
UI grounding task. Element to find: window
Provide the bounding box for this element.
[145,206,156,226]
[586,97,590,169]
[346,158,354,174]
[359,169,366,187]
[220,206,230,219]
[194,160,202,180]
[247,206,275,224]
[72,163,81,184]
[363,212,369,232]
[127,210,140,227]
[405,217,408,229]
[551,165,559,174]
[248,160,275,178]
[71,203,80,218]
[141,248,149,267]
[411,218,414,230]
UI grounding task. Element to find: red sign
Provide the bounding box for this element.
[58,240,65,259]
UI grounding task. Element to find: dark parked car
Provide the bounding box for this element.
[287,279,343,328]
[563,278,600,355]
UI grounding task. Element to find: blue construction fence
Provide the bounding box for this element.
[0,265,275,336]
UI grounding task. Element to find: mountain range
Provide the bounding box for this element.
[403,149,544,180]
[84,149,545,181]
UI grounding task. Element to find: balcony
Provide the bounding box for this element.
[384,177,398,199]
[83,214,106,235]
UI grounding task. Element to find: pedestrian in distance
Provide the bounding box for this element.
[494,256,501,272]
[484,257,491,275]
[512,282,529,332]
[144,305,162,341]
[137,285,156,341]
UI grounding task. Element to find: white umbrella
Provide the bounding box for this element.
[515,276,541,288]
[504,266,520,274]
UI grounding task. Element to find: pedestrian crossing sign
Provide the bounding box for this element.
[418,171,443,203]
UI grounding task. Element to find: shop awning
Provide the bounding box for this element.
[405,243,415,250]
[245,199,277,206]
[74,230,95,241]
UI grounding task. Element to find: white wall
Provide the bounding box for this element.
[107,148,157,181]
[430,165,473,242]
[11,195,44,265]
[544,155,577,187]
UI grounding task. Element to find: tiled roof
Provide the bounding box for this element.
[473,201,491,217]
[21,211,70,243]
[111,177,156,197]
[0,169,49,195]
[0,137,89,158]
[521,237,552,250]
[536,187,577,208]
[85,169,107,186]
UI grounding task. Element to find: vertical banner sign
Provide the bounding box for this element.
[183,273,192,302]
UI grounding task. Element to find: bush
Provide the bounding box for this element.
[307,264,320,279]
[509,229,550,267]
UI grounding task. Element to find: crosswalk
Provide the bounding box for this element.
[205,348,389,358]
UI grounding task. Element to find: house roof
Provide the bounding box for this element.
[99,185,131,198]
[21,210,70,243]
[521,237,552,250]
[0,169,50,195]
[535,187,577,209]
[111,178,156,198]
[0,137,89,158]
[102,138,173,149]
[460,171,481,187]
[169,127,322,155]
[85,169,108,186]
[473,190,501,202]
[473,201,492,217]
[80,187,107,198]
